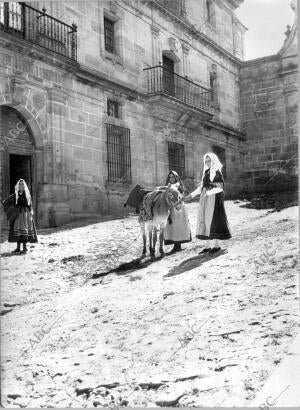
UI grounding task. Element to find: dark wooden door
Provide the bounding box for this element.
[9,154,32,194]
[162,55,175,96]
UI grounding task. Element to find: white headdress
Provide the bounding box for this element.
[201,152,223,183]
[15,179,31,206]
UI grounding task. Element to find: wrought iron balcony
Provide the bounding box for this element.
[143,65,213,113]
[0,2,77,61]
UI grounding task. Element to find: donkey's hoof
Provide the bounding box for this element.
[141,252,146,258]
[159,249,165,256]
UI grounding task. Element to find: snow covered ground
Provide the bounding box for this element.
[1,199,299,407]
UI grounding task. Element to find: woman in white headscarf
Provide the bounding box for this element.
[7,179,38,253]
[185,153,231,253]
[164,170,192,253]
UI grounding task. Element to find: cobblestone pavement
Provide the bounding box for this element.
[1,200,299,407]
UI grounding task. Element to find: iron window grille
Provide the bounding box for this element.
[168,141,185,178]
[104,17,114,53]
[0,2,24,34]
[106,124,132,183]
[156,0,185,17]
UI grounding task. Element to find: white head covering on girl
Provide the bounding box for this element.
[15,179,31,206]
[189,152,223,199]
[202,152,223,182]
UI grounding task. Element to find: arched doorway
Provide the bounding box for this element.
[0,106,36,227]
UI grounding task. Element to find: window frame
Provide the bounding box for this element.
[107,99,120,119]
[106,124,132,184]
[167,141,185,179]
[104,16,115,54]
[0,2,25,36]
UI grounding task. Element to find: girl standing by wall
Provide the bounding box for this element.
[6,179,38,253]
[185,153,231,253]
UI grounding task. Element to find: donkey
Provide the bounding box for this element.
[138,184,182,257]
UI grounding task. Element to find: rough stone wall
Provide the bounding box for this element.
[240,20,298,192]
[187,0,245,59]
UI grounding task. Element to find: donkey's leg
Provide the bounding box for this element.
[152,227,158,256]
[140,222,146,256]
[148,225,154,256]
[159,223,165,255]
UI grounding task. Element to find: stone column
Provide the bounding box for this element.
[47,87,67,185]
[181,43,190,77]
[151,25,160,66]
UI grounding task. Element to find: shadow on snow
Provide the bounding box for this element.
[164,249,228,278]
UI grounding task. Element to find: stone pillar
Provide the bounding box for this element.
[181,43,190,77]
[151,25,160,66]
[47,87,67,185]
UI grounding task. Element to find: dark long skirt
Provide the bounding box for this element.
[196,190,231,240]
[8,207,38,243]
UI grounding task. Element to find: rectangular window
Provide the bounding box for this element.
[106,124,131,183]
[206,0,216,27]
[168,141,185,178]
[212,145,226,179]
[206,0,212,22]
[158,0,185,17]
[104,17,114,53]
[0,3,4,25]
[0,2,24,33]
[107,99,119,118]
[162,55,175,96]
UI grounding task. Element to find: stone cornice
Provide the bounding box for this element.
[204,119,246,141]
[75,64,142,100]
[241,54,279,67]
[150,1,242,66]
[0,30,79,74]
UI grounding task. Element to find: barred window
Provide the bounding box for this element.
[0,2,24,32]
[168,141,185,178]
[104,17,114,53]
[212,145,226,179]
[157,0,185,17]
[206,0,212,22]
[106,124,131,183]
[107,99,119,118]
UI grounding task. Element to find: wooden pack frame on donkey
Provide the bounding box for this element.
[2,194,19,226]
[124,184,183,257]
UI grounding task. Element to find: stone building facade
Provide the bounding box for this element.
[240,0,298,192]
[0,0,297,228]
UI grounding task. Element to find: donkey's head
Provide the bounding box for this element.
[166,184,182,210]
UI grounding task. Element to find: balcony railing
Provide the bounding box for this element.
[144,65,213,112]
[0,2,77,61]
[155,0,186,17]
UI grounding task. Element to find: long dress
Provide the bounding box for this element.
[191,169,231,240]
[164,183,192,245]
[8,192,38,243]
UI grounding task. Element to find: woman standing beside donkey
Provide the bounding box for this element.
[185,153,231,253]
[164,171,192,253]
[2,179,38,253]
